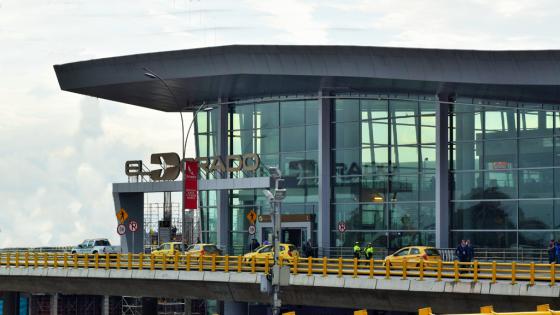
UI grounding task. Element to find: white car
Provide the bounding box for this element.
[71,239,120,255]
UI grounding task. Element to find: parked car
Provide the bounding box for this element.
[71,239,120,255]
[185,243,222,257]
[384,246,441,268]
[243,243,299,264]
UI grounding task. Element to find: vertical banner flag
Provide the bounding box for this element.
[184,160,198,210]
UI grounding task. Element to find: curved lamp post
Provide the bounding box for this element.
[143,67,213,244]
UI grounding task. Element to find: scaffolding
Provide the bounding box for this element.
[121,296,142,315]
[144,202,182,249]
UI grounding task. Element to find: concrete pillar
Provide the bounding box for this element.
[141,297,157,315]
[113,192,144,253]
[2,292,20,315]
[318,90,332,256]
[184,298,192,315]
[223,301,247,315]
[216,101,231,253]
[435,94,451,248]
[102,295,110,315]
[50,293,58,315]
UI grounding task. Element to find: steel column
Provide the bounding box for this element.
[216,101,230,251]
[318,90,332,255]
[435,94,451,248]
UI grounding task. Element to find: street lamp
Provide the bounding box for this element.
[142,67,214,245]
[262,167,286,315]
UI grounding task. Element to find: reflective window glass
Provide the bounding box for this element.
[519,110,552,138]
[280,126,305,152]
[306,125,318,150]
[451,231,516,248]
[361,204,386,230]
[519,231,555,249]
[305,99,319,124]
[389,232,435,249]
[361,121,389,146]
[390,175,418,202]
[484,109,517,138]
[333,149,361,176]
[419,203,436,230]
[389,203,418,230]
[334,99,360,122]
[420,173,436,201]
[519,169,553,198]
[231,104,254,130]
[484,139,517,169]
[334,121,360,148]
[255,102,279,129]
[361,146,389,174]
[361,175,388,203]
[361,99,388,120]
[331,231,387,248]
[280,101,305,126]
[453,141,482,171]
[451,201,517,230]
[332,177,360,203]
[280,152,306,177]
[393,146,419,173]
[255,128,278,154]
[519,138,553,168]
[484,170,517,199]
[519,200,553,229]
[452,171,483,200]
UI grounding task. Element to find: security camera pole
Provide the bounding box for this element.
[263,167,286,315]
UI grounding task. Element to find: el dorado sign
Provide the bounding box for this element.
[125,152,260,181]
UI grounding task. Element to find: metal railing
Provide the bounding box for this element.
[1,252,559,286]
[419,304,559,315]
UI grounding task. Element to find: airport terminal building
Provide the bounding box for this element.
[54,45,560,253]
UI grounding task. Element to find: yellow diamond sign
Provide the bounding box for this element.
[117,208,129,224]
[246,209,257,224]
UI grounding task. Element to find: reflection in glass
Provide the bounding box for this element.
[281,126,305,152]
[451,231,516,248]
[334,99,359,122]
[389,203,418,230]
[451,201,517,230]
[519,200,552,229]
[280,100,305,126]
[519,169,553,199]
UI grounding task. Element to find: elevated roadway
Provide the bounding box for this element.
[1,253,560,313]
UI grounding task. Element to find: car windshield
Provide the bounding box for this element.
[95,240,110,246]
[393,249,410,256]
[258,246,273,253]
[425,248,440,256]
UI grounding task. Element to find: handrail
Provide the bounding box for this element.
[419,304,560,315]
[1,252,559,286]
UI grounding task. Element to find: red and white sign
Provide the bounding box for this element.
[128,220,138,232]
[184,160,199,210]
[337,221,347,233]
[117,224,126,235]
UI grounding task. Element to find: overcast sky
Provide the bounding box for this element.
[1,0,559,247]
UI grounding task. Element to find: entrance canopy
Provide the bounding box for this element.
[53,45,560,112]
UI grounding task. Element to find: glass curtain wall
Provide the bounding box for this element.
[331,94,437,250]
[228,97,319,254]
[195,108,220,243]
[450,98,560,248]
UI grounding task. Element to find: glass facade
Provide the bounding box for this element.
[450,98,560,248]
[194,92,560,252]
[331,95,437,249]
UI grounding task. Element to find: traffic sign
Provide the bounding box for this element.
[128,220,138,232]
[337,221,347,233]
[117,224,126,235]
[246,209,257,224]
[116,208,128,224]
[248,225,256,235]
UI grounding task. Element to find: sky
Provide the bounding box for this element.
[0,0,559,248]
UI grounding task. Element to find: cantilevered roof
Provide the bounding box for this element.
[54,45,560,112]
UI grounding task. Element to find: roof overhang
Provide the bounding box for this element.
[54,45,560,111]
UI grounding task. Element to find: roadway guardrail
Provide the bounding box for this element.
[0,252,559,286]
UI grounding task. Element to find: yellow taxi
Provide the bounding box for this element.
[185,243,223,257]
[243,243,299,264]
[152,242,185,256]
[384,246,441,268]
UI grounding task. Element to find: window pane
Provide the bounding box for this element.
[393,146,419,173]
[389,203,418,230]
[389,232,434,250]
[334,99,359,122]
[484,139,517,169]
[256,128,278,154]
[519,169,553,198]
[331,231,387,248]
[519,109,552,138]
[305,99,319,124]
[419,203,436,230]
[420,173,436,201]
[451,201,517,230]
[453,141,483,171]
[390,175,418,202]
[280,100,305,126]
[280,152,306,177]
[332,177,360,203]
[484,170,517,199]
[420,146,436,171]
[231,104,254,130]
[519,138,553,168]
[519,200,552,229]
[306,125,318,150]
[333,149,360,176]
[281,126,305,152]
[361,175,388,203]
[305,151,319,178]
[361,146,389,175]
[334,121,360,148]
[361,204,386,230]
[484,109,517,138]
[361,120,389,146]
[255,102,279,129]
[519,231,554,249]
[361,99,388,120]
[452,171,483,200]
[196,111,208,133]
[451,231,516,248]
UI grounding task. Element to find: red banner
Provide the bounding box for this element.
[183,160,198,210]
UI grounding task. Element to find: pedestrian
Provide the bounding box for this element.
[465,239,474,262]
[353,242,361,259]
[548,240,556,263]
[455,240,467,262]
[365,243,375,260]
[248,238,260,252]
[555,241,560,264]
[302,239,314,258]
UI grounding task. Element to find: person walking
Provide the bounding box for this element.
[353,242,362,259]
[302,239,314,258]
[555,241,560,264]
[365,243,375,260]
[548,240,556,263]
[455,240,467,262]
[465,239,474,262]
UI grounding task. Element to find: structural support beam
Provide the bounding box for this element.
[318,90,332,256]
[435,94,451,248]
[102,295,110,315]
[216,101,230,251]
[50,293,58,315]
[113,192,144,253]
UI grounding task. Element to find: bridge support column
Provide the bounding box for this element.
[184,298,192,315]
[50,293,58,315]
[102,295,110,315]
[223,301,247,315]
[435,93,452,248]
[2,292,20,315]
[113,192,144,253]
